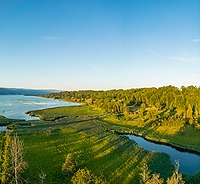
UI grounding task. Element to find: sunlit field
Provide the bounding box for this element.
[15,106,174,183]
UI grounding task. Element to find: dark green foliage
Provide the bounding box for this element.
[140,161,185,184]
[183,171,200,184]
[0,116,25,126]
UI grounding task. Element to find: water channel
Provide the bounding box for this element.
[128,135,200,175]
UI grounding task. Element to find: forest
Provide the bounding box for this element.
[44,85,200,128]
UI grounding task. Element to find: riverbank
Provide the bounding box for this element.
[113,130,200,156]
[102,115,200,155]
[41,87,200,157]
[27,102,200,155]
[127,134,200,175]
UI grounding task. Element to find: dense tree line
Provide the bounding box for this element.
[43,85,200,126]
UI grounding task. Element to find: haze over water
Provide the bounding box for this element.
[0,95,78,120]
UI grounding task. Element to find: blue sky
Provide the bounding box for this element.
[0,0,200,90]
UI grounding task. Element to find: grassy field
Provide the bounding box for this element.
[102,115,200,153]
[6,105,175,183]
[1,105,200,183]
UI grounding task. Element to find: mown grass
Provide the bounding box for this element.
[10,106,176,184]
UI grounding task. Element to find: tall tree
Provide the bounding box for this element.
[9,134,27,184]
[62,153,76,176]
[140,163,151,184]
[146,174,164,184]
[166,160,185,184]
[71,167,105,184]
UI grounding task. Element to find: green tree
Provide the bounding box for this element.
[71,167,105,184]
[146,174,164,184]
[62,153,76,176]
[186,104,193,120]
[140,163,151,184]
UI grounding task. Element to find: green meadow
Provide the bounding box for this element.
[102,114,200,153]
[1,105,200,183]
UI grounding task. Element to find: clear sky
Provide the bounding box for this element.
[0,0,200,90]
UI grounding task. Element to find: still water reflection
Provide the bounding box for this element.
[128,135,200,175]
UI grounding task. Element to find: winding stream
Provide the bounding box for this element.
[128,135,200,175]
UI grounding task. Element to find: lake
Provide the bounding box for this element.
[0,126,6,132]
[0,95,78,120]
[128,135,200,175]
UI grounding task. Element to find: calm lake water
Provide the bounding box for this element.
[0,126,6,131]
[0,95,78,120]
[128,135,200,175]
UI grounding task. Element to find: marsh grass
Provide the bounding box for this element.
[11,106,175,183]
[103,115,200,153]
[26,105,105,121]
[0,115,25,126]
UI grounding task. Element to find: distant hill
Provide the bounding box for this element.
[0,87,61,95]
